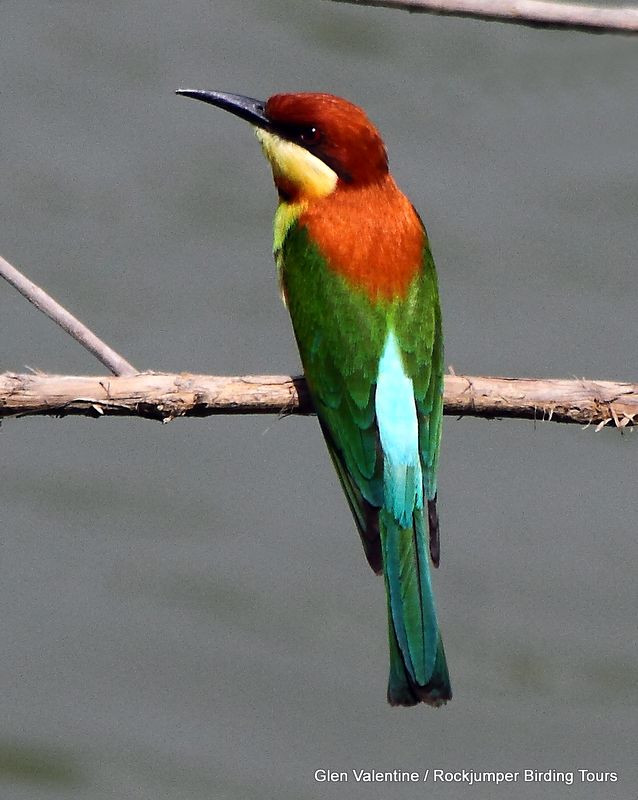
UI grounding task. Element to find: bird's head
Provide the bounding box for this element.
[176,90,389,201]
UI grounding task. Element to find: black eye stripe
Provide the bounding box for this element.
[276,122,322,147]
[272,122,353,183]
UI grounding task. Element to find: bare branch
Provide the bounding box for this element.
[328,0,638,34]
[0,253,137,377]
[1,372,636,428]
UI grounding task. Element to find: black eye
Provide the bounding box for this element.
[298,126,322,146]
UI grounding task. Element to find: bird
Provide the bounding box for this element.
[177,89,451,707]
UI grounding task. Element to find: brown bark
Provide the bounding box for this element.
[330,0,638,35]
[1,372,636,428]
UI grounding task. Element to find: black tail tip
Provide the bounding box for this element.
[387,679,452,707]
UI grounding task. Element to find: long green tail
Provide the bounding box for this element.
[380,508,451,706]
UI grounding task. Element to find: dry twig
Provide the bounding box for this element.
[1,372,636,428]
[329,0,638,34]
[0,253,136,377]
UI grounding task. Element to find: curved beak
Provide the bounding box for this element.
[176,89,271,131]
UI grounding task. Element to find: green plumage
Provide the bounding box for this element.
[279,222,450,706]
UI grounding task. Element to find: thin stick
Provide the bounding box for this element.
[329,0,638,34]
[0,253,137,377]
[1,372,636,428]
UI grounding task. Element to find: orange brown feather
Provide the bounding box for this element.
[301,175,427,301]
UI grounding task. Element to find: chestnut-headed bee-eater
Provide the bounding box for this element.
[177,89,451,706]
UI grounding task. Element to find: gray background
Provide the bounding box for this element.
[1,2,637,798]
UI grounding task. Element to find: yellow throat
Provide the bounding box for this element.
[254,128,338,302]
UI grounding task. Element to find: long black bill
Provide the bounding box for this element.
[176,89,271,130]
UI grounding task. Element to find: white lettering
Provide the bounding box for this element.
[525,770,574,785]
[432,770,518,785]
[351,769,420,782]
[579,770,619,783]
[314,769,347,782]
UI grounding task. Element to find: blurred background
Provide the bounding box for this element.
[1,2,637,798]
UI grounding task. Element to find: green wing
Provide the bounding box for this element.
[280,223,385,570]
[394,246,444,564]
